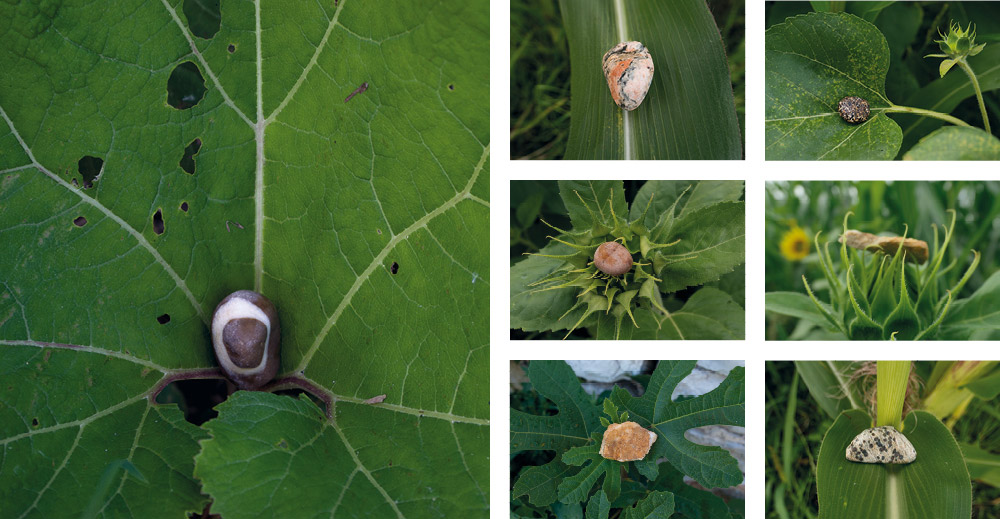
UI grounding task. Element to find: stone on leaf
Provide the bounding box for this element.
[845,426,916,464]
[602,41,654,111]
[599,421,657,462]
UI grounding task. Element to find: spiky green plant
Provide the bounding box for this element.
[804,210,980,340]
[528,188,698,339]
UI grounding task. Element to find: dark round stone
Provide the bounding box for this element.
[838,96,870,124]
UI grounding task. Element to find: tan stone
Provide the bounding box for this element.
[599,421,657,461]
[839,230,928,264]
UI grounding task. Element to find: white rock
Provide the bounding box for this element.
[566,360,645,383]
[845,426,916,464]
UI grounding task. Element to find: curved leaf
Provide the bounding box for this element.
[659,201,746,292]
[766,12,901,160]
[817,410,971,519]
[940,270,1000,338]
[765,291,838,331]
[0,0,488,516]
[902,126,1000,160]
[559,0,741,159]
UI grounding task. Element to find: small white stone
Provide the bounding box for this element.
[602,41,654,111]
[845,426,916,464]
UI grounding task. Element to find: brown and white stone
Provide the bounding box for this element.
[599,421,657,461]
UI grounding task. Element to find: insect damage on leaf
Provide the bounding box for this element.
[839,230,928,264]
[599,421,656,462]
[845,425,916,464]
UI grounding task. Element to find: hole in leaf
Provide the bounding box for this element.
[73,216,87,227]
[227,43,236,53]
[179,138,202,174]
[155,378,228,425]
[31,417,39,427]
[390,261,399,275]
[167,61,207,110]
[156,313,170,324]
[152,209,165,235]
[183,0,220,39]
[77,156,103,188]
[180,201,189,212]
[447,83,455,91]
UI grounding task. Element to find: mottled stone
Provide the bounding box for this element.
[846,426,916,464]
[603,41,654,111]
[600,421,657,461]
[839,230,928,264]
[838,96,870,124]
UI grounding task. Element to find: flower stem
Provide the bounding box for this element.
[957,59,991,134]
[882,105,972,127]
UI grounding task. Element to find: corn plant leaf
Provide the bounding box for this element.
[0,0,489,516]
[902,126,1000,160]
[611,361,745,489]
[766,12,901,160]
[558,0,741,159]
[959,443,1000,487]
[793,361,865,419]
[816,410,971,519]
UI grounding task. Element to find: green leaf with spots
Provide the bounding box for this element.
[766,12,902,160]
[0,0,489,516]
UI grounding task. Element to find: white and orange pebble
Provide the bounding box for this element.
[599,421,657,462]
[602,41,654,111]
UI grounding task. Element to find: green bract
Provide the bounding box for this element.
[510,180,745,340]
[803,211,980,340]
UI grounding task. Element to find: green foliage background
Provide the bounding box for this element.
[765,181,1000,340]
[765,1,1000,159]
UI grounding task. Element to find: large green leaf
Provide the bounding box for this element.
[902,126,1000,160]
[197,391,487,518]
[510,242,581,333]
[559,0,741,159]
[766,12,901,160]
[656,201,745,292]
[612,361,745,489]
[816,410,972,519]
[0,0,488,516]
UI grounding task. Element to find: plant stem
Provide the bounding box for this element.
[876,361,910,430]
[882,105,971,127]
[957,59,991,134]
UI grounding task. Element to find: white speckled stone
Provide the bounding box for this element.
[602,41,654,111]
[846,426,916,464]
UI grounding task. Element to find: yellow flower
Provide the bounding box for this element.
[780,225,810,261]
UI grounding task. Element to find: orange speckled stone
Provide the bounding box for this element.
[599,421,657,461]
[602,41,654,111]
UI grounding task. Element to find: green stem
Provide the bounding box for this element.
[882,105,972,127]
[876,361,910,430]
[957,59,991,134]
